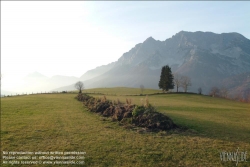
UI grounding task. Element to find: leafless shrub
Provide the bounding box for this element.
[210,87,220,97]
[140,84,145,94]
[198,87,202,95]
[219,87,228,98]
[174,73,182,92]
[75,81,84,94]
[181,76,192,92]
[247,93,250,103]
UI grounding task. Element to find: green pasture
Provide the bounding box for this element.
[1,88,249,166]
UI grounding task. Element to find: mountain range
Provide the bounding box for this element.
[2,31,249,97]
[55,31,250,96]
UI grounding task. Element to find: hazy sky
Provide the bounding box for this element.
[1,1,250,90]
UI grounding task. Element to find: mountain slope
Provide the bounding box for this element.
[58,31,250,94]
[79,62,115,81]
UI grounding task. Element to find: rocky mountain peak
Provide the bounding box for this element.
[73,31,250,95]
[144,36,156,42]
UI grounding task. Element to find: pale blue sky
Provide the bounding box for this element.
[83,1,250,42]
[1,1,250,91]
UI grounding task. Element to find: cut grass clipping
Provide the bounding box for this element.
[76,93,177,131]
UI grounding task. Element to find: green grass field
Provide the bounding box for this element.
[1,88,250,166]
[81,87,162,95]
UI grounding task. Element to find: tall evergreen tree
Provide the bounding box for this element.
[158,65,174,92]
[158,66,166,90]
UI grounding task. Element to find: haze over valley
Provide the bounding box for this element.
[2,2,250,98]
[2,2,250,166]
[2,31,250,99]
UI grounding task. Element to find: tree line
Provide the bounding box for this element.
[158,65,192,93]
[74,65,249,103]
[75,65,193,94]
[157,65,250,103]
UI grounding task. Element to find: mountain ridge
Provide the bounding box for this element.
[54,31,250,95]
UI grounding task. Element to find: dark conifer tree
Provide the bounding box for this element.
[158,66,166,90]
[158,65,174,91]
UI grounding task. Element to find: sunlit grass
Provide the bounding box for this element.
[1,89,250,166]
[92,94,250,142]
[82,87,162,95]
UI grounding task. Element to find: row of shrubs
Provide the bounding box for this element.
[75,93,177,131]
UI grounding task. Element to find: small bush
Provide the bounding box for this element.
[132,106,145,117]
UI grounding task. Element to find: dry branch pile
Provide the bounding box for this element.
[75,93,177,131]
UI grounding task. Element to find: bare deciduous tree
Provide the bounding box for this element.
[198,87,202,95]
[140,84,145,95]
[219,87,228,98]
[247,93,250,103]
[75,81,84,94]
[210,87,220,97]
[174,73,182,92]
[181,76,192,93]
[234,92,245,102]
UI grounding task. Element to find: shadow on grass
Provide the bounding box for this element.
[163,114,250,143]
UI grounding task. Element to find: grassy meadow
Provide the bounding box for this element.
[1,87,250,166]
[81,87,162,95]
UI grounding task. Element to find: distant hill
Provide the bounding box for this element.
[24,71,48,79]
[1,90,14,96]
[56,31,250,95]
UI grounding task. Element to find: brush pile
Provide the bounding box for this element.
[75,93,176,131]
